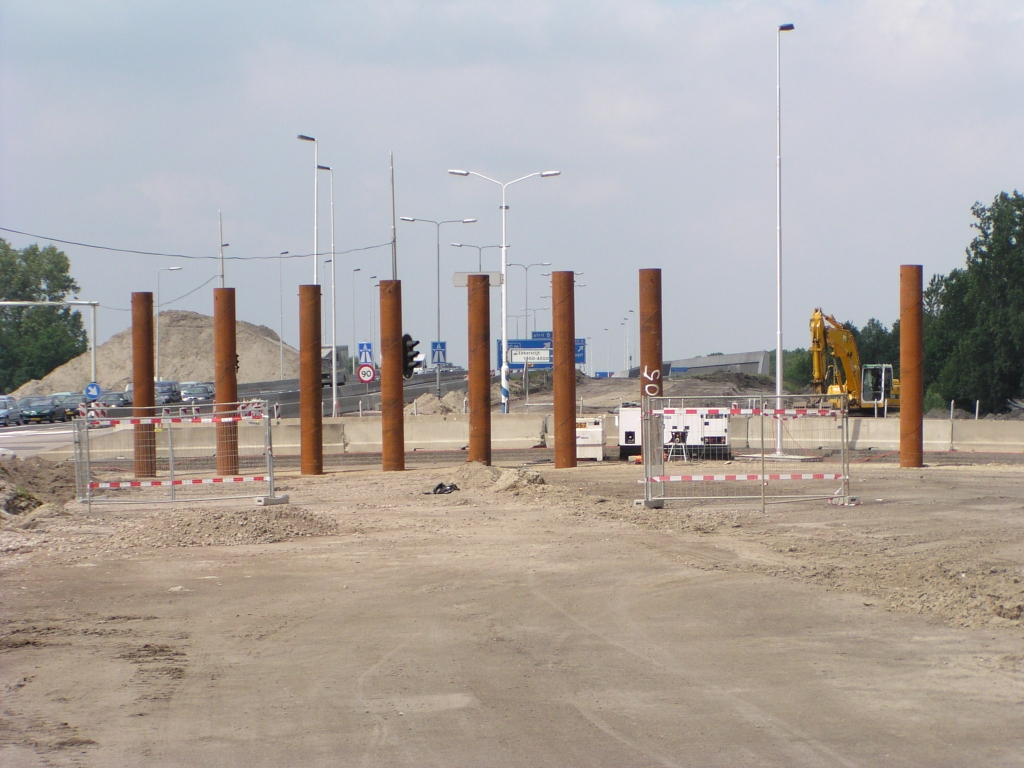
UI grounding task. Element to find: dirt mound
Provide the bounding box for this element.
[109,506,338,549]
[446,462,503,489]
[686,371,775,393]
[406,391,465,416]
[493,468,545,493]
[12,310,300,398]
[0,456,77,509]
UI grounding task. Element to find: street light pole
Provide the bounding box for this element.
[367,275,378,364]
[297,134,318,285]
[508,261,551,336]
[399,216,476,397]
[279,251,288,379]
[451,243,502,272]
[776,22,795,453]
[318,164,338,416]
[155,266,182,383]
[449,169,561,413]
[351,267,361,373]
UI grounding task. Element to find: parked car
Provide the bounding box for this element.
[54,393,86,419]
[95,392,132,409]
[18,396,67,423]
[154,381,182,404]
[0,396,22,426]
[181,384,215,404]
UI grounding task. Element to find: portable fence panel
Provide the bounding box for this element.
[640,395,850,508]
[76,402,275,505]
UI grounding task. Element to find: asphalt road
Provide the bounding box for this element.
[0,421,77,458]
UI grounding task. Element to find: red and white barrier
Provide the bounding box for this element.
[87,414,262,427]
[652,408,839,417]
[644,473,844,483]
[90,475,266,489]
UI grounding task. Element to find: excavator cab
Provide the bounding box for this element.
[861,363,898,414]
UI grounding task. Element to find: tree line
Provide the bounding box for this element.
[0,239,88,394]
[777,191,1024,414]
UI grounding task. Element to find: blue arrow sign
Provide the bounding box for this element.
[358,342,373,364]
[84,382,102,401]
[499,338,586,369]
[431,341,447,365]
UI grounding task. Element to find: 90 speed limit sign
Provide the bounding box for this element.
[357,363,376,383]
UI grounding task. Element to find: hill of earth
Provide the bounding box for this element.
[11,310,300,397]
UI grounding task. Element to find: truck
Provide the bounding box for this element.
[809,308,899,413]
[617,404,730,461]
[321,346,350,388]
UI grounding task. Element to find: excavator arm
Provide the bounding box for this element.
[809,308,863,406]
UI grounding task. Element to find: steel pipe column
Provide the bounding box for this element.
[380,280,405,471]
[467,274,491,465]
[214,287,239,476]
[299,285,323,475]
[131,292,156,478]
[900,265,924,468]
[639,268,664,400]
[552,271,577,469]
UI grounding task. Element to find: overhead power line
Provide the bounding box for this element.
[0,226,391,262]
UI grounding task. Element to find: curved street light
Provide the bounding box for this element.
[451,242,503,272]
[449,168,560,413]
[399,216,476,396]
[508,261,551,336]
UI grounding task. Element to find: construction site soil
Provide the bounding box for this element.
[2,444,1023,765]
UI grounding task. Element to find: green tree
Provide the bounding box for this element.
[0,240,88,393]
[925,191,1024,412]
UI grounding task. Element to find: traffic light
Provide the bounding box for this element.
[402,334,420,379]
[234,353,240,373]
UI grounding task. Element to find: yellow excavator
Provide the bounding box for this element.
[810,308,900,413]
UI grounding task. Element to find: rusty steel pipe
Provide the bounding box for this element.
[131,292,156,478]
[467,274,492,465]
[299,284,323,475]
[639,268,664,400]
[214,287,239,476]
[552,271,577,469]
[380,280,405,471]
[900,265,924,468]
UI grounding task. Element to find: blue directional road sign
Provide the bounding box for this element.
[358,342,373,364]
[431,341,447,365]
[499,338,586,370]
[84,382,102,401]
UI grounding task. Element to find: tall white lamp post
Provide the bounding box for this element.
[451,243,502,272]
[297,134,318,285]
[449,169,560,413]
[278,251,288,379]
[508,261,551,336]
[399,216,476,397]
[351,267,361,372]
[319,164,338,415]
[776,22,795,453]
[155,266,182,383]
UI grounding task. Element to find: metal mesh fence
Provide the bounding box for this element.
[73,401,281,507]
[641,395,850,509]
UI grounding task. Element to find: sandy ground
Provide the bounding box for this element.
[2,458,1024,766]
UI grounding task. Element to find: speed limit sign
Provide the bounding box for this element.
[357,363,376,383]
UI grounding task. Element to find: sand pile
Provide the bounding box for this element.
[0,457,77,508]
[109,506,338,549]
[405,391,465,415]
[440,462,545,495]
[492,468,546,493]
[12,310,300,397]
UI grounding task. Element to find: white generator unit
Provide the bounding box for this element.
[575,418,606,461]
[617,406,730,461]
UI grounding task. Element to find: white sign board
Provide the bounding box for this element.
[509,348,552,364]
[452,272,503,287]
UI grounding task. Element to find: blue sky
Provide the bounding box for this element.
[2,1,1022,370]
